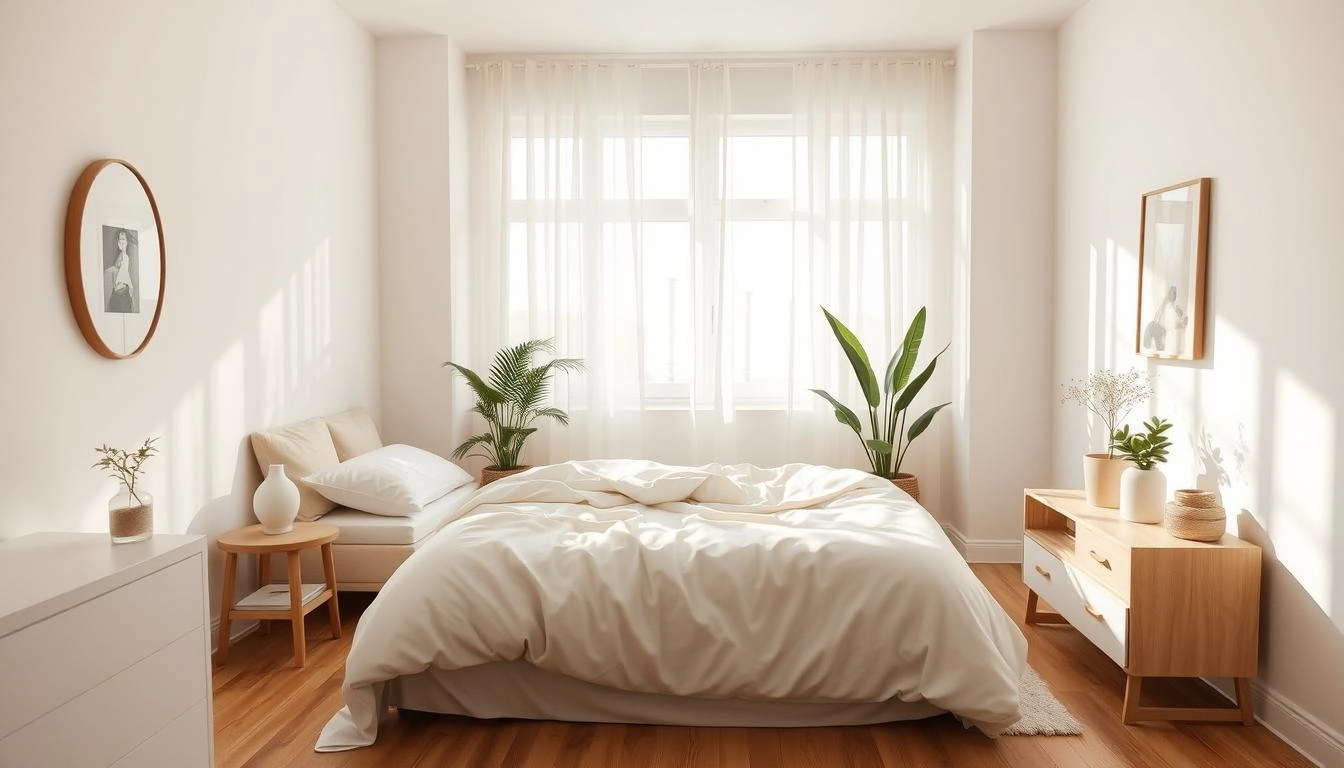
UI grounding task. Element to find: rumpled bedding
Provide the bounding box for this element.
[316,460,1026,751]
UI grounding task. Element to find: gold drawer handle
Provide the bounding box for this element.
[1033,564,1052,580]
[1089,550,1112,569]
[1083,602,1105,621]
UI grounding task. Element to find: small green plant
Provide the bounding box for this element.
[811,306,950,479]
[93,437,159,505]
[1109,417,1172,470]
[444,338,584,470]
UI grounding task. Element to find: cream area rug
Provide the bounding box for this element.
[1002,666,1084,736]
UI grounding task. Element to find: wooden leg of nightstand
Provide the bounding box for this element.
[288,550,306,668]
[321,542,341,639]
[1235,677,1255,725]
[1123,674,1254,724]
[1025,589,1069,625]
[1122,674,1143,724]
[258,552,271,636]
[216,552,237,665]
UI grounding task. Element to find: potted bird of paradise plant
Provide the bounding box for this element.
[811,306,949,502]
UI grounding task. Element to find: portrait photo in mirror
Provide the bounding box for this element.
[102,226,140,314]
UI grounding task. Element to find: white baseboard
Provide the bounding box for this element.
[209,616,259,653]
[942,524,1023,563]
[1206,677,1343,768]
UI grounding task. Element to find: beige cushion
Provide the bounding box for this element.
[250,418,341,522]
[324,407,383,461]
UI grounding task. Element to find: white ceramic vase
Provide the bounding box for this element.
[1120,466,1166,524]
[1083,453,1131,509]
[254,464,300,534]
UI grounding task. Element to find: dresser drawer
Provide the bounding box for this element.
[111,699,211,768]
[0,555,203,738]
[1075,525,1131,601]
[1023,536,1130,667]
[0,628,207,767]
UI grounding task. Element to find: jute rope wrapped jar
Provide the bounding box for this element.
[1164,489,1226,542]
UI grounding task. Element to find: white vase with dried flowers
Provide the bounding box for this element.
[93,437,159,544]
[1060,369,1153,508]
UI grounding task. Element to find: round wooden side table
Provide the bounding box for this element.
[215,522,340,668]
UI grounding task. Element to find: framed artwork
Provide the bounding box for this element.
[1136,177,1210,360]
[64,159,165,359]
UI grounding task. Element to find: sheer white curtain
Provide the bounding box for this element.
[457,57,951,490]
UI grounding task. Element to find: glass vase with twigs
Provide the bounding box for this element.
[93,437,159,543]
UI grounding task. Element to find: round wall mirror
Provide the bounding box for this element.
[64,159,165,359]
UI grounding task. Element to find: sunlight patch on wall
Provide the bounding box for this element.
[1087,238,1138,373]
[256,240,336,426]
[209,340,246,495]
[1201,319,1260,527]
[1272,370,1335,616]
[169,384,206,533]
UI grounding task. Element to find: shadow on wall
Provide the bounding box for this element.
[1235,511,1344,719]
[184,438,263,622]
[147,239,341,624]
[1081,233,1344,745]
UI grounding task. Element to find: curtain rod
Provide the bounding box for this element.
[465,53,955,70]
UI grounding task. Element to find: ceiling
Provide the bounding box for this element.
[333,0,1088,53]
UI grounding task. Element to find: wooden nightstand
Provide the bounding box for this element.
[215,523,340,668]
[1022,489,1261,724]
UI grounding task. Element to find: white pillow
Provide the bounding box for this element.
[302,444,474,517]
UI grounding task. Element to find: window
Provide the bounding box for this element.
[468,58,946,419]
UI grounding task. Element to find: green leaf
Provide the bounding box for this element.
[888,307,927,395]
[866,439,893,454]
[810,389,862,434]
[893,349,944,411]
[534,407,571,425]
[821,306,879,409]
[450,433,496,462]
[444,362,508,405]
[907,402,951,441]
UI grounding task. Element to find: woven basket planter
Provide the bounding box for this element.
[481,465,531,487]
[891,473,921,503]
[1164,489,1226,542]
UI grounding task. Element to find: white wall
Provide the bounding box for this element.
[376,35,469,459]
[950,31,1057,557]
[1055,1,1344,762]
[0,0,379,625]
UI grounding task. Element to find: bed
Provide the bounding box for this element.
[314,460,1028,751]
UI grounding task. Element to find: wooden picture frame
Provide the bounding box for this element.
[1136,177,1210,360]
[64,159,166,359]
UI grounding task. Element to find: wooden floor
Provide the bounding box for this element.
[211,564,1313,767]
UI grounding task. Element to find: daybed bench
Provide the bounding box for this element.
[249,409,478,591]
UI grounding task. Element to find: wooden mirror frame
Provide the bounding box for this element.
[64,159,166,359]
[1135,177,1211,361]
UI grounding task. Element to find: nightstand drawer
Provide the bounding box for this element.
[1075,525,1131,601]
[1023,537,1129,667]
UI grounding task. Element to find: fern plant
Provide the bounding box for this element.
[443,338,584,470]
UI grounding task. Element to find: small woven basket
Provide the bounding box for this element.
[481,465,531,487]
[891,473,921,503]
[1164,489,1226,542]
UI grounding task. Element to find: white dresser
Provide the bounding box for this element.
[0,533,215,767]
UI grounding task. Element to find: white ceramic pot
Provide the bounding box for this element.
[1120,466,1166,524]
[254,464,300,534]
[1083,453,1131,509]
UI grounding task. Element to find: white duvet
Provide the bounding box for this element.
[316,460,1027,751]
